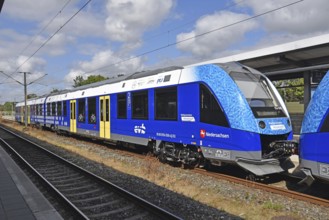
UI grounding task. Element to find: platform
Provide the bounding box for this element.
[0,144,63,220]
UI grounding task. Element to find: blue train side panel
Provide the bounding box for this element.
[15,62,296,177]
[302,70,329,133]
[300,71,329,183]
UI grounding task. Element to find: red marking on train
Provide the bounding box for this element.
[200,129,206,138]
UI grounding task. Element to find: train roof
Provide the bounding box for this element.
[16,62,264,106]
[67,66,184,91]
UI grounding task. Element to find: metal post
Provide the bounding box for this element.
[24,72,27,127]
[303,71,311,112]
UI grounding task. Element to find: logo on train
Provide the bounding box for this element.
[200,129,206,138]
[200,129,230,139]
[134,123,146,134]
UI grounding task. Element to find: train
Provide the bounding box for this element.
[299,70,329,185]
[15,62,298,178]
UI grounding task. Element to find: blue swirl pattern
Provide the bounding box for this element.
[302,71,329,133]
[193,64,291,134]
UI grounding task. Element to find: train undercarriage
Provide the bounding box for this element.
[149,141,204,168]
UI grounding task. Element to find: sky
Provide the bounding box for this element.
[0,0,329,104]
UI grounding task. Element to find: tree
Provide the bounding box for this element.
[27,94,37,99]
[73,75,109,88]
[0,102,15,112]
[273,78,304,102]
[50,88,60,94]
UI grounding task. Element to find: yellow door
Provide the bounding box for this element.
[27,106,31,124]
[100,96,110,139]
[70,100,77,133]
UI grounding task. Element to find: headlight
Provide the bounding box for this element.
[259,121,266,129]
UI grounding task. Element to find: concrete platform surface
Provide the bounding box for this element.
[0,144,63,220]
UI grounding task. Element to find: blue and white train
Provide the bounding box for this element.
[300,70,329,185]
[15,62,297,177]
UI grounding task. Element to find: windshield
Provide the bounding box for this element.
[230,72,286,118]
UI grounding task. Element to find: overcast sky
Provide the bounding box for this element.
[0,0,328,103]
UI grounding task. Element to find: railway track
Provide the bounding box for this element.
[0,125,182,220]
[192,168,329,208]
[99,138,329,208]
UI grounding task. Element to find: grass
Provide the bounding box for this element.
[263,201,284,212]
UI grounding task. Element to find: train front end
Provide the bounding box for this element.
[197,62,297,176]
[299,71,329,185]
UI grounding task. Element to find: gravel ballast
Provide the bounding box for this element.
[2,122,329,220]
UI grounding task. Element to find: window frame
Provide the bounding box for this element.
[78,99,86,123]
[47,103,51,116]
[117,93,127,119]
[63,101,67,117]
[88,97,97,124]
[132,90,148,120]
[155,86,177,121]
[199,84,229,127]
[57,101,62,116]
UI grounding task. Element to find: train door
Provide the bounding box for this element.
[70,100,76,133]
[100,96,110,139]
[27,106,31,124]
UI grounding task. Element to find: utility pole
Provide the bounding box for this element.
[0,70,47,128]
[19,72,30,127]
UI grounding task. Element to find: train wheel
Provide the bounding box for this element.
[246,173,259,182]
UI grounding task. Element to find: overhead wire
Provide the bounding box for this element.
[0,0,73,86]
[84,0,304,75]
[2,0,304,99]
[14,0,92,73]
[18,0,72,57]
[28,0,304,91]
[0,0,92,101]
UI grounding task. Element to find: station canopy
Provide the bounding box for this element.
[196,34,329,81]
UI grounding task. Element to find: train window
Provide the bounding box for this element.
[63,101,67,117]
[117,93,127,119]
[52,103,56,116]
[106,99,109,122]
[88,97,97,124]
[230,72,286,118]
[155,87,177,120]
[47,103,51,116]
[57,102,62,116]
[320,111,329,132]
[39,104,43,116]
[100,99,104,121]
[132,90,148,119]
[200,84,229,127]
[78,99,86,123]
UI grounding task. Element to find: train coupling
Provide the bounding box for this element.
[298,168,315,186]
[263,140,299,159]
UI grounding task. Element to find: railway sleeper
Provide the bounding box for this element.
[71,192,115,204]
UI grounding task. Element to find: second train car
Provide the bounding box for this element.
[300,70,329,185]
[15,62,297,177]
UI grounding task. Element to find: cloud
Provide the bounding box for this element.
[176,11,258,58]
[237,0,329,35]
[105,0,174,43]
[65,49,144,83]
[3,0,71,21]
[0,55,48,102]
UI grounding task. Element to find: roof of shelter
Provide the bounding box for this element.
[194,34,329,80]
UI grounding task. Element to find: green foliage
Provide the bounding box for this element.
[50,88,60,94]
[273,78,304,102]
[27,93,37,99]
[0,102,15,111]
[263,201,284,211]
[73,75,109,88]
